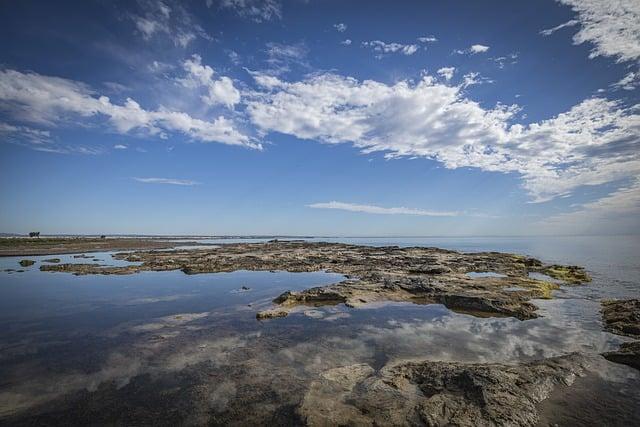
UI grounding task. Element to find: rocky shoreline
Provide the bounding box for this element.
[39,241,590,321]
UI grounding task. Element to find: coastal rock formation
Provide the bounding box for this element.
[38,241,590,320]
[601,299,640,370]
[18,259,35,267]
[299,354,588,426]
[601,299,640,337]
[43,258,61,263]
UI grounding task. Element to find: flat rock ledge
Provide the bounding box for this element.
[601,299,640,370]
[39,241,591,320]
[299,353,588,427]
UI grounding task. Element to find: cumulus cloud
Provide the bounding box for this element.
[218,0,282,22]
[437,67,455,81]
[178,54,241,108]
[133,177,201,185]
[341,39,352,46]
[0,69,258,149]
[557,0,640,63]
[246,71,640,202]
[307,201,458,217]
[454,44,490,55]
[362,40,419,56]
[333,23,347,32]
[540,19,579,36]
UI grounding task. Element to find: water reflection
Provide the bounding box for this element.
[0,237,639,424]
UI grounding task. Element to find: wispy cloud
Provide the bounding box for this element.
[417,36,437,43]
[133,177,201,186]
[307,201,458,217]
[333,23,347,32]
[218,0,282,23]
[540,19,579,36]
[362,40,419,56]
[555,0,640,63]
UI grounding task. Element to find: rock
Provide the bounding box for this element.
[603,341,640,371]
[299,354,588,427]
[601,299,640,338]
[256,309,289,320]
[43,258,61,263]
[18,259,35,267]
[600,299,640,370]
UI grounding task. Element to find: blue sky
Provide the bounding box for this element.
[0,0,638,236]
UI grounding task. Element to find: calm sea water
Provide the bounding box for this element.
[0,236,638,425]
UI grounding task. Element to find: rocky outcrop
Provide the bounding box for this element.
[601,299,640,338]
[601,299,640,370]
[43,258,61,263]
[39,241,590,320]
[299,354,588,427]
[18,259,35,267]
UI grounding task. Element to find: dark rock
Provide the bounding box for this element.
[18,259,35,267]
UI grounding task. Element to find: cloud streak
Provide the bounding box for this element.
[307,201,458,217]
[133,177,201,186]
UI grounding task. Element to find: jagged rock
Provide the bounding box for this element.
[603,341,640,371]
[299,354,588,427]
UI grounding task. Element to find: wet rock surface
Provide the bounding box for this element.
[39,241,590,320]
[299,354,588,427]
[18,259,34,267]
[601,299,640,370]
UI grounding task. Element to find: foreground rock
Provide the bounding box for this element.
[39,241,590,320]
[300,354,588,426]
[601,299,640,370]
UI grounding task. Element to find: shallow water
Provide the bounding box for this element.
[0,236,639,425]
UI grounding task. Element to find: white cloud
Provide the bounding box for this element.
[114,144,128,150]
[454,44,490,55]
[557,0,640,62]
[362,40,419,56]
[334,23,347,32]
[470,44,490,53]
[437,67,455,81]
[612,71,639,91]
[341,39,352,46]
[0,69,257,149]
[540,19,579,36]
[219,0,282,22]
[246,71,640,202]
[307,201,458,217]
[133,177,200,185]
[178,54,241,108]
[417,36,437,43]
[130,0,211,47]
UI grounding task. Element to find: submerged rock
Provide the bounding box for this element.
[18,259,35,267]
[603,341,640,371]
[43,258,61,263]
[299,354,588,427]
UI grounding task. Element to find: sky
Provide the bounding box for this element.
[0,0,639,236]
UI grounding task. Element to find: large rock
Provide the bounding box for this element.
[299,354,588,427]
